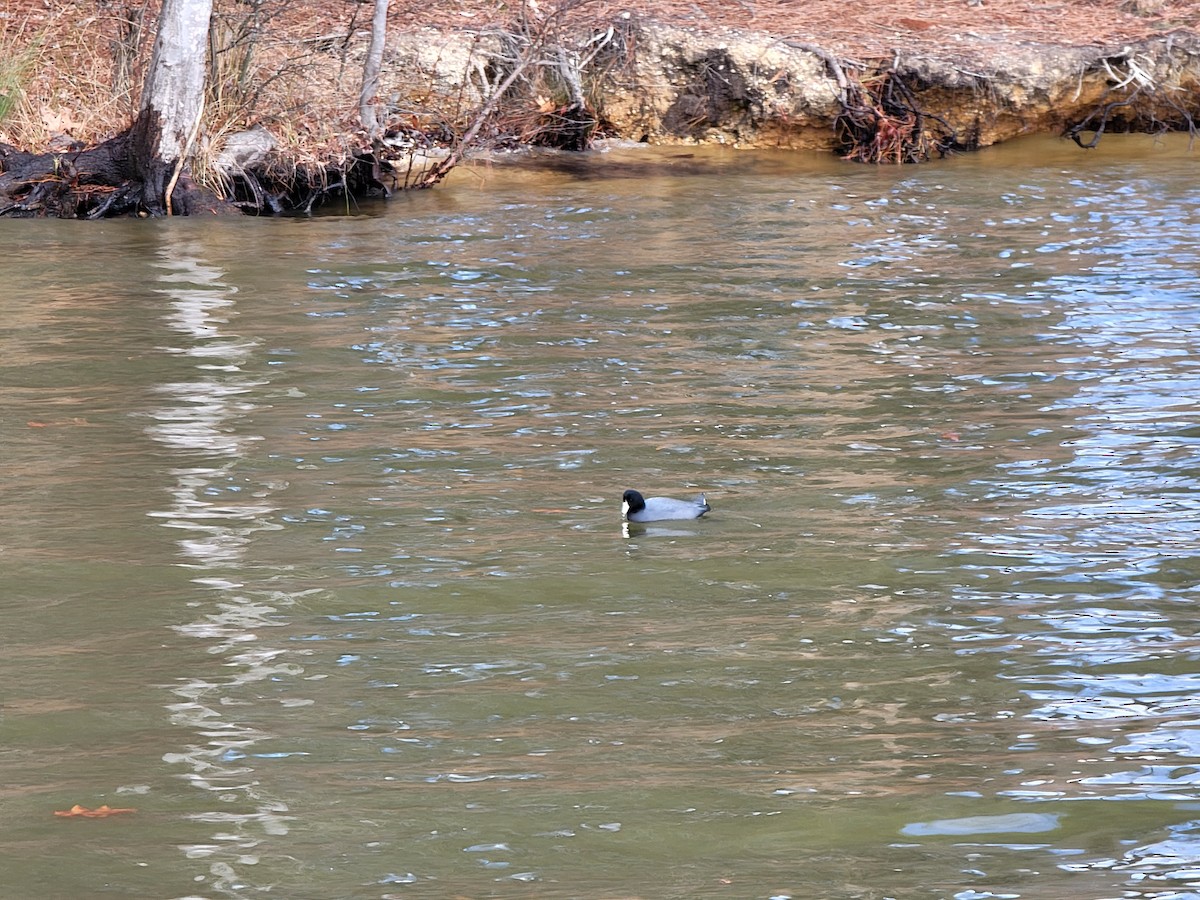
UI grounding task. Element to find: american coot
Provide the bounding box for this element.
[622,489,711,523]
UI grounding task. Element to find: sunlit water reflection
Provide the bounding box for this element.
[2,136,1200,898]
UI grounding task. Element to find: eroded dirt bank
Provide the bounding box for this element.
[389,16,1200,159]
[1,1,1198,215]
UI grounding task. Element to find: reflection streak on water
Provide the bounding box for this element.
[923,180,1200,871]
[145,242,295,892]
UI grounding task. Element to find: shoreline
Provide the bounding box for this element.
[1,1,1198,215]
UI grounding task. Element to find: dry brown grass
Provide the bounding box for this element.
[0,3,141,148]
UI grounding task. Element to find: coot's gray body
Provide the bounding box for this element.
[622,489,711,523]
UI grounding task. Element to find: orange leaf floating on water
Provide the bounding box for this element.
[28,418,92,428]
[54,804,137,818]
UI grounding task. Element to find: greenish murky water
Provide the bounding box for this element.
[3,135,1200,898]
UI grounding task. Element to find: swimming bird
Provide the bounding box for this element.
[622,489,711,523]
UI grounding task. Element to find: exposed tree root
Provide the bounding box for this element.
[836,68,965,163]
[1066,90,1144,148]
[1064,54,1199,148]
[0,134,234,218]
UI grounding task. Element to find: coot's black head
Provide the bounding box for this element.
[622,489,645,515]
